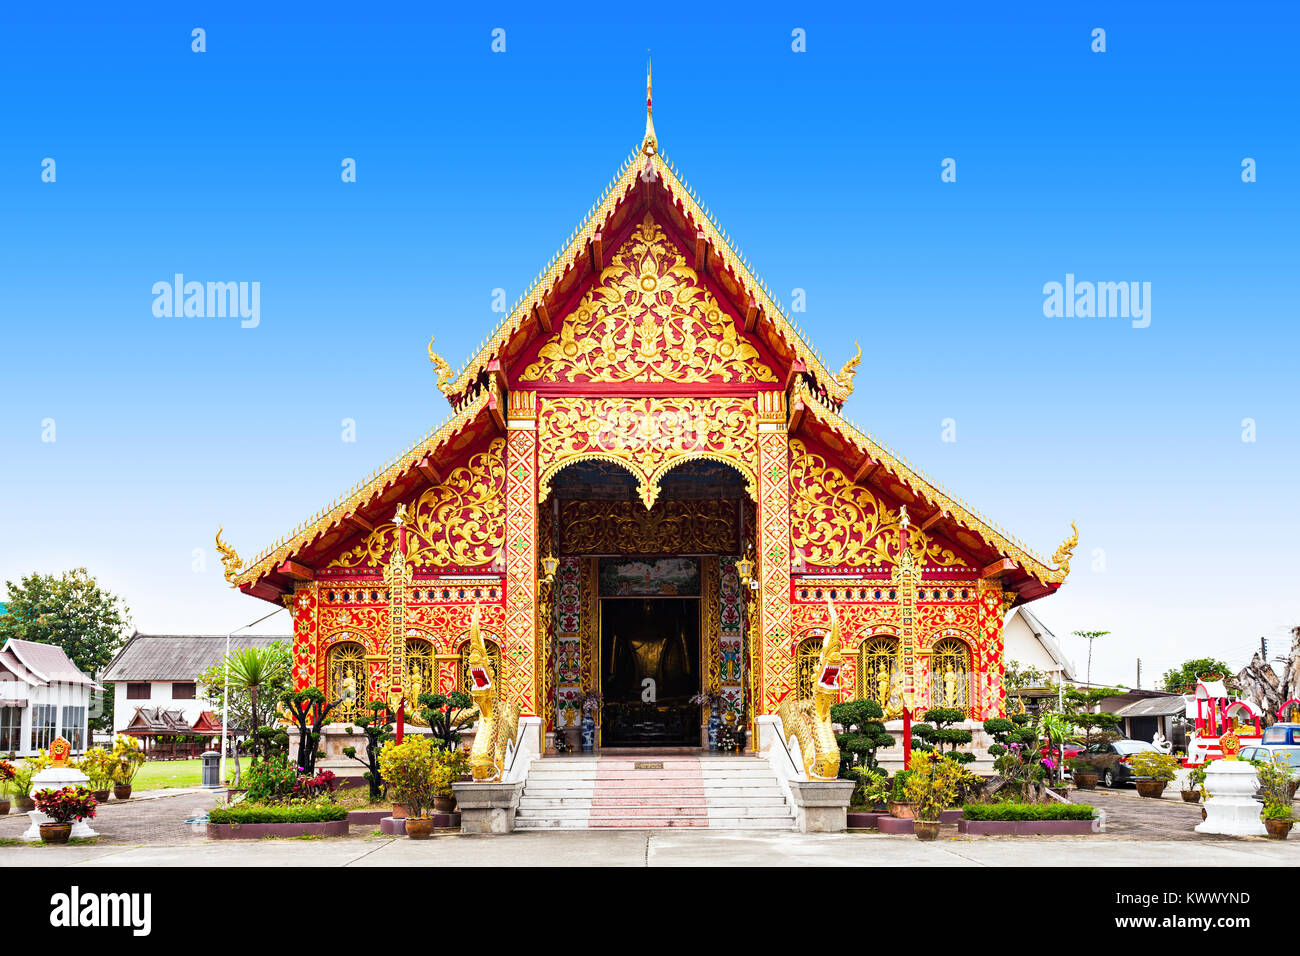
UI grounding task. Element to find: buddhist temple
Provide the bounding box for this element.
[216,69,1076,764]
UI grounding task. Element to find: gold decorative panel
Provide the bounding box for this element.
[538,396,757,508]
[794,635,823,700]
[325,641,367,722]
[930,637,972,715]
[859,636,900,709]
[788,439,968,570]
[558,499,739,555]
[329,438,506,570]
[520,213,776,385]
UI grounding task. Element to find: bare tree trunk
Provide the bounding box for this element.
[1234,626,1300,723]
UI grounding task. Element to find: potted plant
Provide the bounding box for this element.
[1257,754,1294,840]
[887,769,915,818]
[110,735,146,800]
[852,767,891,812]
[32,786,97,844]
[1182,765,1206,803]
[12,763,37,811]
[559,697,581,751]
[0,759,14,815]
[1128,751,1180,799]
[377,737,439,839]
[1067,756,1098,790]
[81,747,115,803]
[902,751,961,840]
[431,745,470,814]
[580,690,603,752]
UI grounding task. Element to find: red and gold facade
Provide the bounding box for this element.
[218,87,1075,735]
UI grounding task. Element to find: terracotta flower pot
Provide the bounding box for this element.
[1264,817,1293,840]
[40,823,73,845]
[112,785,133,801]
[93,790,110,803]
[1136,779,1167,799]
[433,795,455,814]
[1180,790,1201,803]
[889,801,916,819]
[16,796,35,812]
[913,820,941,841]
[1074,772,1098,790]
[0,799,9,816]
[392,802,408,820]
[405,817,435,840]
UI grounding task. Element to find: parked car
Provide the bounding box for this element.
[1042,742,1085,765]
[1240,744,1300,779]
[1260,723,1300,746]
[1079,739,1161,788]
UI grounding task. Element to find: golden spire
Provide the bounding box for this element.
[641,57,657,155]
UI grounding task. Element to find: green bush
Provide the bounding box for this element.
[209,802,348,825]
[962,802,1096,821]
[830,698,894,779]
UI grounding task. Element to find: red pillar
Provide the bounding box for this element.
[902,706,912,767]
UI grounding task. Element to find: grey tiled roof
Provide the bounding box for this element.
[101,634,289,682]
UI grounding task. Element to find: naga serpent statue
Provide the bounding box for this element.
[465,606,521,782]
[777,601,844,780]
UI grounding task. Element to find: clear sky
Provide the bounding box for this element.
[1,1,1296,689]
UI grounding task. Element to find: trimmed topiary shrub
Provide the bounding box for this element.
[962,802,1096,821]
[209,802,348,824]
[830,698,895,787]
[911,707,974,764]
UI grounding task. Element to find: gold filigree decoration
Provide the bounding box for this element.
[215,527,243,584]
[836,342,861,394]
[558,499,738,555]
[520,214,776,386]
[329,438,506,570]
[326,641,367,722]
[1051,521,1079,578]
[788,439,968,570]
[428,336,454,395]
[538,396,757,508]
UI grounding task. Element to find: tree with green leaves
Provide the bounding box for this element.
[911,707,975,764]
[217,646,288,762]
[342,701,394,800]
[1071,629,1110,687]
[1064,686,1123,749]
[416,691,476,749]
[1160,658,1232,694]
[280,686,341,775]
[830,698,895,779]
[0,569,130,717]
[1004,659,1048,693]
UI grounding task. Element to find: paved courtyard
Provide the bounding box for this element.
[1,786,1296,866]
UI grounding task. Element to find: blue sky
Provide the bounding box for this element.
[1,1,1296,688]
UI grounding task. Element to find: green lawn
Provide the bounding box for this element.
[130,759,205,790]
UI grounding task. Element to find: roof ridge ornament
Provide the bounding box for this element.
[1051,521,1079,578]
[215,527,243,585]
[428,336,454,395]
[836,341,861,395]
[641,57,657,156]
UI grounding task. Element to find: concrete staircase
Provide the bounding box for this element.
[515,754,795,830]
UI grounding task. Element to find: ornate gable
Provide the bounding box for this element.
[518,214,776,387]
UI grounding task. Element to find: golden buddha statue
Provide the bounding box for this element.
[607,602,693,699]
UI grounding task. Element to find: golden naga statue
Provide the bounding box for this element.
[1051,521,1079,577]
[836,342,862,395]
[215,527,243,584]
[465,606,521,782]
[777,601,844,780]
[427,336,454,395]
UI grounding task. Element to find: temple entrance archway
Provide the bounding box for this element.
[544,458,754,748]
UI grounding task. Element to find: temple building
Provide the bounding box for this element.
[217,73,1075,761]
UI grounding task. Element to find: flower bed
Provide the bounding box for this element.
[207,802,350,839]
[958,802,1100,835]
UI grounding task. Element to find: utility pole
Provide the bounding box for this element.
[1136,658,1142,690]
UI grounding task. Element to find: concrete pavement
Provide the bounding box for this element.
[2,828,1297,867]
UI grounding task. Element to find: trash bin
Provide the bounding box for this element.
[201,750,222,789]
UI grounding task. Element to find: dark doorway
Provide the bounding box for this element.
[600,598,700,747]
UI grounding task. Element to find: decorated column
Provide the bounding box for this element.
[504,390,540,716]
[756,391,793,714]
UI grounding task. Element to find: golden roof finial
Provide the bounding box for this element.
[642,56,657,155]
[1051,521,1079,578]
[427,336,454,396]
[215,526,243,585]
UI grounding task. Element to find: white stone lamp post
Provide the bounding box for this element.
[20,737,99,842]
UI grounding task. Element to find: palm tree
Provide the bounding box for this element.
[1072,630,1111,687]
[222,646,286,762]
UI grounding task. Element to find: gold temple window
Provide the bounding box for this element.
[794,633,826,699]
[929,636,973,715]
[860,636,900,709]
[325,641,368,722]
[405,637,434,706]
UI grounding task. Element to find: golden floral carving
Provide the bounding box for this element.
[558,499,738,555]
[538,396,757,508]
[788,439,968,570]
[329,438,506,570]
[520,214,776,386]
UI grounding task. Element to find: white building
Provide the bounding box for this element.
[1003,606,1077,683]
[0,638,100,756]
[100,633,288,733]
